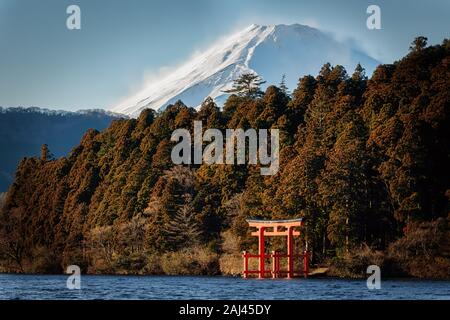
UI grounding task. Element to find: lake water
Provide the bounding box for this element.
[0,274,449,300]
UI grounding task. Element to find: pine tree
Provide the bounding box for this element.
[348,63,368,101]
[163,195,202,249]
[352,63,367,81]
[319,119,369,252]
[197,97,223,128]
[409,36,428,52]
[410,36,428,52]
[0,192,6,210]
[279,74,289,95]
[40,144,53,161]
[223,73,266,99]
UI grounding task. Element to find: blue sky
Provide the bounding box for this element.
[0,0,449,111]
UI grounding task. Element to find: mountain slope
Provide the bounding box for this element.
[0,107,125,191]
[112,24,380,117]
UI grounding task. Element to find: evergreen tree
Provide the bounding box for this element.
[319,118,368,252]
[410,36,428,52]
[163,195,202,249]
[40,144,53,161]
[352,63,367,81]
[348,63,368,103]
[279,74,289,95]
[223,73,266,99]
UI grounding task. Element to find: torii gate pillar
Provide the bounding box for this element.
[258,227,265,279]
[287,226,294,279]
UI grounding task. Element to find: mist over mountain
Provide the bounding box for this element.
[112,24,380,117]
[0,107,126,191]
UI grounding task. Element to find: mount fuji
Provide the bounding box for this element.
[112,24,380,117]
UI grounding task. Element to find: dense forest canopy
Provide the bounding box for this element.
[0,38,449,277]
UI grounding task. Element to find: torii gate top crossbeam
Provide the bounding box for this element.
[246,218,304,237]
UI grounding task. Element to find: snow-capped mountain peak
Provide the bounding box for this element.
[111,24,379,117]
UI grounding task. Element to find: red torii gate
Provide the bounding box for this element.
[242,218,309,279]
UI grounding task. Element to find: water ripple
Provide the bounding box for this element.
[0,274,449,300]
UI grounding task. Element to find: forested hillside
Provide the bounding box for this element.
[0,107,125,191]
[1,38,449,278]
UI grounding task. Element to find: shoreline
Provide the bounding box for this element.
[1,271,449,281]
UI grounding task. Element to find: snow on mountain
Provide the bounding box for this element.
[111,24,380,117]
[0,106,127,118]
